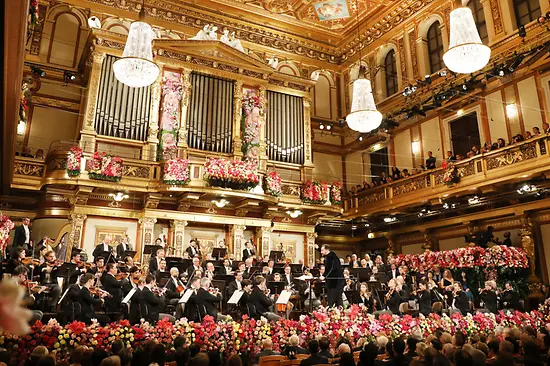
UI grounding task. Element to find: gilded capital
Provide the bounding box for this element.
[139,217,157,227]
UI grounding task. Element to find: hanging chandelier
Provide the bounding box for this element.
[113,0,159,88]
[443,0,490,74]
[347,65,382,133]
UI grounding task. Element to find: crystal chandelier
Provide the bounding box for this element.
[347,65,382,132]
[113,1,159,88]
[443,1,490,74]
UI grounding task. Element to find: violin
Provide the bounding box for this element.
[89,287,111,298]
[115,272,129,280]
[176,284,185,293]
[46,259,64,267]
[152,286,167,296]
[22,257,40,266]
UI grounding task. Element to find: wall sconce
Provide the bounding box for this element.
[17,120,26,136]
[411,141,420,154]
[456,109,464,116]
[506,104,518,118]
[109,192,129,202]
[212,199,229,208]
[286,210,302,218]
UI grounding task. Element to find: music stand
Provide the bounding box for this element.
[122,250,137,260]
[144,245,163,256]
[269,251,284,262]
[96,250,116,263]
[290,264,303,274]
[156,272,170,286]
[352,268,371,281]
[267,281,285,295]
[345,290,361,304]
[212,248,227,260]
[57,263,77,291]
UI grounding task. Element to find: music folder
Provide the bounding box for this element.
[276,290,292,305]
[122,288,137,304]
[179,289,194,303]
[228,290,244,305]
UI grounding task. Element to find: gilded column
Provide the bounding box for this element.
[67,213,87,260]
[256,226,272,258]
[232,81,244,159]
[303,97,313,166]
[80,51,104,153]
[144,62,164,161]
[177,68,192,155]
[230,224,246,260]
[306,232,317,267]
[519,215,543,299]
[170,220,188,258]
[139,217,157,273]
[386,235,395,256]
[422,230,438,252]
[258,86,268,172]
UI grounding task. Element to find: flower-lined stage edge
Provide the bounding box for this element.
[330,182,342,205]
[163,158,190,185]
[66,147,83,177]
[0,214,14,254]
[204,158,260,191]
[1,307,547,364]
[88,152,123,183]
[301,181,329,205]
[263,171,282,197]
[159,71,184,160]
[394,245,529,271]
[241,90,264,165]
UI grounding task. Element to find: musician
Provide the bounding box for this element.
[12,265,43,324]
[69,251,86,285]
[196,277,228,321]
[426,272,437,290]
[374,255,386,273]
[452,282,469,315]
[165,267,186,318]
[218,259,233,275]
[227,271,243,299]
[154,259,168,282]
[368,266,379,282]
[92,236,114,261]
[320,245,344,308]
[247,275,281,321]
[396,276,410,302]
[240,279,255,317]
[184,277,202,321]
[440,269,455,299]
[479,280,498,313]
[387,264,399,280]
[142,274,174,323]
[119,256,134,273]
[385,279,402,314]
[204,262,216,280]
[6,247,30,274]
[415,265,427,283]
[102,263,125,312]
[265,259,276,278]
[186,257,202,278]
[297,259,308,274]
[400,266,413,286]
[283,265,293,288]
[350,254,360,268]
[89,256,105,275]
[318,265,325,280]
[412,281,431,316]
[302,270,321,311]
[242,241,255,261]
[358,282,374,312]
[243,258,254,279]
[116,236,132,260]
[149,248,165,274]
[500,282,521,310]
[78,273,109,325]
[38,250,62,308]
[186,239,201,258]
[122,266,142,295]
[12,217,31,254]
[432,265,442,283]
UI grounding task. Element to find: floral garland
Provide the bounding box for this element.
[301,180,328,205]
[263,171,282,197]
[0,308,546,364]
[88,152,123,183]
[330,182,342,205]
[159,72,184,160]
[394,245,529,272]
[66,147,82,177]
[241,90,264,166]
[28,0,39,28]
[0,214,14,254]
[163,158,190,185]
[443,164,460,186]
[204,158,259,191]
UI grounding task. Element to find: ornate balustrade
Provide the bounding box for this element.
[343,135,550,217]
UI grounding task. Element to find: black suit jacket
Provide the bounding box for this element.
[116,243,132,259]
[38,263,60,284]
[128,287,143,325]
[227,280,242,298]
[142,286,165,322]
[386,290,402,314]
[195,288,221,318]
[323,251,344,289]
[242,248,255,260]
[301,354,329,366]
[318,350,332,359]
[165,277,185,299]
[481,290,498,313]
[78,287,103,323]
[13,225,30,248]
[249,287,274,315]
[186,246,200,258]
[453,291,469,314]
[415,290,432,316]
[93,243,112,260]
[149,256,159,274]
[102,273,124,302]
[283,274,294,288]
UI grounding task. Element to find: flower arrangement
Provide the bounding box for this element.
[0,214,14,253]
[163,158,190,185]
[301,181,327,205]
[0,308,546,364]
[241,90,264,164]
[204,158,259,191]
[88,152,123,183]
[330,182,342,205]
[28,0,39,28]
[394,245,529,272]
[263,171,282,197]
[443,164,460,186]
[159,72,184,160]
[66,147,82,177]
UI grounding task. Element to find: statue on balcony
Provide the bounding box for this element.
[229,31,247,54]
[190,24,218,41]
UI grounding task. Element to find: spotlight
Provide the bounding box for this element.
[443,202,449,209]
[383,217,396,223]
[418,212,424,217]
[326,123,333,131]
[518,25,527,38]
[438,70,447,77]
[30,66,45,77]
[468,196,480,205]
[364,223,370,227]
[64,71,76,83]
[319,123,325,130]
[359,135,364,141]
[508,54,525,72]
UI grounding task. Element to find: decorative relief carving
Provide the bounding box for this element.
[397,37,406,85]
[357,190,385,205]
[488,0,504,35]
[123,165,151,178]
[14,162,44,177]
[280,184,299,196]
[32,96,80,112]
[85,52,106,129]
[433,171,446,185]
[486,144,537,170]
[47,158,67,171]
[392,176,427,196]
[457,161,475,177]
[408,30,419,80]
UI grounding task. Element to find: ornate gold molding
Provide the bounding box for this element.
[32,96,80,112]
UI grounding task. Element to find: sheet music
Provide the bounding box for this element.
[296,275,314,281]
[122,288,136,304]
[179,289,194,304]
[228,290,244,304]
[276,290,292,304]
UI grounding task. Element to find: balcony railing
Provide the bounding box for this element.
[343,135,550,217]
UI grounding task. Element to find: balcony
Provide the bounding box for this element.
[343,135,550,219]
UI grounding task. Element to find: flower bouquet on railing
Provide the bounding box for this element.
[204,158,259,191]
[330,182,342,205]
[0,213,14,255]
[443,164,460,186]
[88,152,123,183]
[263,171,282,197]
[66,146,83,177]
[163,158,190,186]
[301,180,327,205]
[486,245,530,268]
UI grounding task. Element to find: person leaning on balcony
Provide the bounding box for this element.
[425,151,436,170]
[533,127,541,137]
[543,122,550,134]
[446,151,456,162]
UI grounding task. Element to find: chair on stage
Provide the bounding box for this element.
[258,355,286,366]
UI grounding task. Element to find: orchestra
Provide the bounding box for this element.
[1,235,527,326]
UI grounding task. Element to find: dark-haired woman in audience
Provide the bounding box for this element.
[359,283,375,313]
[391,167,401,180]
[497,138,506,148]
[541,284,550,300]
[459,271,474,302]
[533,126,541,137]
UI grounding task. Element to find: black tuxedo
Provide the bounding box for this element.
[283,274,293,288]
[102,273,124,311]
[12,225,30,250]
[142,286,165,323]
[165,277,185,299]
[249,286,274,316]
[453,291,469,315]
[501,289,521,310]
[195,288,221,318]
[284,345,308,357]
[227,280,242,298]
[218,266,233,275]
[300,354,328,366]
[481,290,498,313]
[242,248,255,260]
[387,269,398,280]
[323,251,344,307]
[243,267,254,279]
[128,287,143,324]
[38,262,60,284]
[186,246,200,258]
[93,243,113,260]
[78,287,103,324]
[149,256,161,274]
[414,290,432,316]
[187,265,202,278]
[386,290,402,314]
[116,242,132,259]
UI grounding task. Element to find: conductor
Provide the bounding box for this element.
[320,244,344,307]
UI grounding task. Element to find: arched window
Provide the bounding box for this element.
[384,50,398,97]
[468,0,488,44]
[427,21,444,74]
[513,0,541,28]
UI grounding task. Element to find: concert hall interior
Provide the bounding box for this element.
[6,0,550,364]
